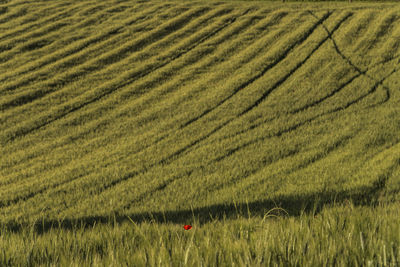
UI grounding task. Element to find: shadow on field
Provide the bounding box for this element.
[3,175,389,234]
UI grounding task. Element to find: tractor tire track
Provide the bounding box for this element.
[207,132,357,197]
[4,9,392,211]
[82,43,352,200]
[3,112,236,209]
[289,72,362,114]
[0,9,259,206]
[186,12,351,149]
[82,124,357,211]
[1,8,249,144]
[2,8,278,175]
[238,12,352,117]
[180,11,333,129]
[217,55,400,144]
[120,170,194,211]
[0,11,294,199]
[0,6,211,113]
[0,172,89,208]
[307,10,392,108]
[2,6,253,165]
[212,69,398,162]
[339,66,400,110]
[2,2,400,222]
[2,10,331,200]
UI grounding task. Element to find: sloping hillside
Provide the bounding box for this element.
[0,0,400,265]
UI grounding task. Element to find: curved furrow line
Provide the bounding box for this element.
[308,10,393,104]
[205,132,357,198]
[2,5,199,86]
[238,12,351,118]
[0,6,206,114]
[190,12,347,144]
[196,57,354,146]
[350,10,395,56]
[0,172,90,209]
[0,9,287,182]
[62,40,331,205]
[0,7,265,170]
[0,2,143,69]
[279,132,362,177]
[336,9,378,51]
[0,1,67,30]
[354,66,400,109]
[0,5,27,25]
[74,6,211,69]
[120,170,195,211]
[333,66,399,111]
[179,11,333,130]
[0,3,175,93]
[0,12,318,193]
[210,73,394,162]
[207,110,359,172]
[362,71,395,108]
[308,10,366,74]
[0,7,276,173]
[0,8,267,193]
[35,8,243,111]
[37,8,279,132]
[370,16,400,67]
[282,11,369,115]
[44,6,239,97]
[0,7,230,134]
[289,72,362,114]
[359,11,399,54]
[0,11,183,131]
[118,10,297,131]
[0,7,250,179]
[0,12,328,203]
[0,6,255,103]
[1,8,274,147]
[0,3,169,88]
[12,11,317,195]
[219,56,399,144]
[204,67,399,162]
[72,118,360,213]
[0,2,91,45]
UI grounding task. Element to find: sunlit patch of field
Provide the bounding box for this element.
[1,0,400,265]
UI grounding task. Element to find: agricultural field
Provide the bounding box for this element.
[1,0,400,265]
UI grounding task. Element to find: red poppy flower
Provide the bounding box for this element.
[183,225,192,230]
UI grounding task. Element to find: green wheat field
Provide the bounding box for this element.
[1,0,400,265]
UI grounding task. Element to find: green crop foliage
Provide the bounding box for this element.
[1,0,400,265]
